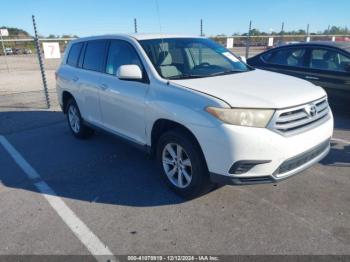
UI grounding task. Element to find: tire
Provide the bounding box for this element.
[156,128,213,199]
[66,98,94,139]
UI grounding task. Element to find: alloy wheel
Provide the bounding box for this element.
[68,105,80,133]
[162,143,192,188]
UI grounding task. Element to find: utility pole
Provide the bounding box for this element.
[280,22,284,43]
[200,19,204,36]
[134,18,138,33]
[245,20,252,58]
[32,15,50,109]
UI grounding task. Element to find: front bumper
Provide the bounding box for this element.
[189,111,333,185]
[210,139,330,185]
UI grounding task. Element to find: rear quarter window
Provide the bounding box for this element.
[66,42,83,67]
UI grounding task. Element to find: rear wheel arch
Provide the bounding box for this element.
[62,91,75,114]
[65,98,94,139]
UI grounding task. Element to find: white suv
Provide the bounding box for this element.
[56,34,333,198]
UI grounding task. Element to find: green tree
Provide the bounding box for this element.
[326,26,350,35]
[0,26,31,37]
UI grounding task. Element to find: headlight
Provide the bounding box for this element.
[206,107,275,127]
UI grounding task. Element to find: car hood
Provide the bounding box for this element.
[171,69,327,109]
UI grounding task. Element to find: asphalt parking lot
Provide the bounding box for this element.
[0,105,349,259]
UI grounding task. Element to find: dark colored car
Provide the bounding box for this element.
[247,42,350,111]
[13,48,22,55]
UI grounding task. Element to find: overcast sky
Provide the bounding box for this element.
[1,0,349,36]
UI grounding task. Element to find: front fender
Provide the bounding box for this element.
[145,82,228,145]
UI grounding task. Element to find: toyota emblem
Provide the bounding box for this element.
[305,104,317,118]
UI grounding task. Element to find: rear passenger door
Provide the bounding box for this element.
[305,47,350,109]
[99,39,149,144]
[79,39,108,125]
[60,41,84,102]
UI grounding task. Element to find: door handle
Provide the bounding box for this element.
[72,76,79,82]
[305,76,319,80]
[100,83,108,91]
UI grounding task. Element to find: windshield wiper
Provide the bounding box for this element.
[209,70,245,76]
[167,74,207,80]
[167,70,245,80]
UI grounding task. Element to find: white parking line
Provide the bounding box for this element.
[0,136,40,180]
[331,137,350,145]
[0,135,116,262]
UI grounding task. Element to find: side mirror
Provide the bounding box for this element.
[117,65,143,80]
[239,56,247,64]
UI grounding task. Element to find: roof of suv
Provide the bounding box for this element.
[130,33,202,40]
[280,41,350,52]
[74,33,202,42]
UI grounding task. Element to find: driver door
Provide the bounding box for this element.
[99,39,150,144]
[258,47,309,80]
[305,47,350,109]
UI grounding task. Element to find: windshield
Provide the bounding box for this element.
[139,38,251,80]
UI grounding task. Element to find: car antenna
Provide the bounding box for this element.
[155,0,170,85]
[155,0,164,49]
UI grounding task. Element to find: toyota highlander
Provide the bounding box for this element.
[56,34,333,198]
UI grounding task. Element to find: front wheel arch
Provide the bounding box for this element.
[156,128,213,198]
[150,119,208,168]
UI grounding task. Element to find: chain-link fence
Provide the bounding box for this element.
[0,51,60,109]
[0,37,74,109]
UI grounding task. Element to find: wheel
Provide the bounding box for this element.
[66,99,94,139]
[157,129,213,199]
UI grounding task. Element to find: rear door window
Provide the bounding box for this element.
[262,48,307,67]
[83,40,108,72]
[67,42,83,67]
[309,48,350,72]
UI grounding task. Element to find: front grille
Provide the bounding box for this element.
[274,139,330,175]
[268,97,330,136]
